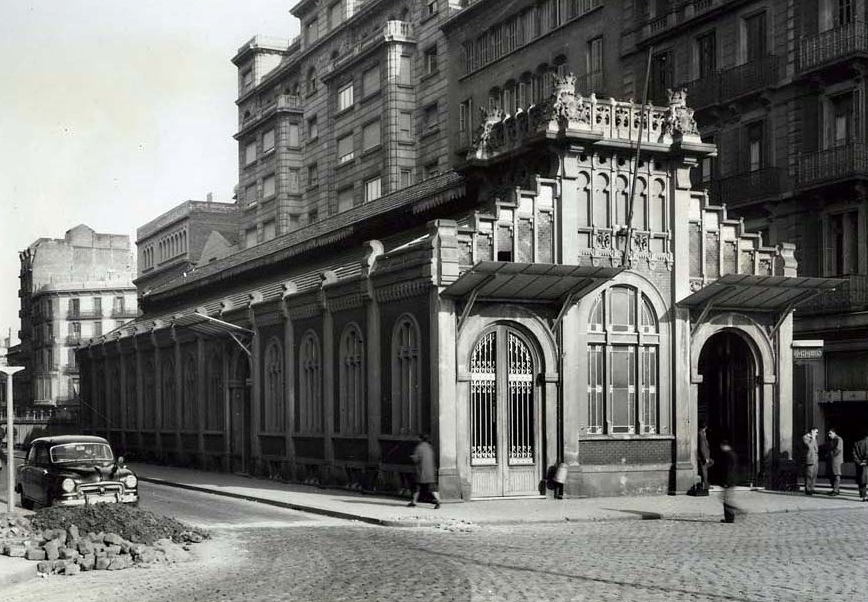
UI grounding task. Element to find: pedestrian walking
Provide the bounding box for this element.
[697,422,712,496]
[719,438,738,524]
[853,431,868,502]
[824,428,844,496]
[408,434,441,509]
[802,427,819,495]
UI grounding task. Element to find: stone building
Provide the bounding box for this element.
[16,225,137,416]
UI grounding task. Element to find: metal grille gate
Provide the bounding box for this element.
[470,327,540,497]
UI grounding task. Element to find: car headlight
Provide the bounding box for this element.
[124,475,138,489]
[61,478,76,493]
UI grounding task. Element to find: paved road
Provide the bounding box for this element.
[2,480,867,602]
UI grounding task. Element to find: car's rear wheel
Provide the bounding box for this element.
[19,491,33,510]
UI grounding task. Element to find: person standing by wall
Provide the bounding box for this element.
[825,428,844,496]
[697,422,712,496]
[853,431,868,502]
[802,427,819,496]
[719,438,738,523]
[408,434,441,509]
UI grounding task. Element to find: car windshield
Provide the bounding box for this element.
[49,443,114,464]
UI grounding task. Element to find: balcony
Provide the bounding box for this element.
[65,335,83,346]
[331,21,415,75]
[682,74,719,110]
[715,168,783,205]
[719,55,780,102]
[798,274,868,315]
[110,307,137,319]
[237,94,304,134]
[63,364,80,375]
[637,0,730,44]
[796,143,868,189]
[798,21,868,74]
[66,309,103,320]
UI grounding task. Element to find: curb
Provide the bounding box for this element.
[0,558,36,588]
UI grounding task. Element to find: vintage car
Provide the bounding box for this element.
[16,435,138,508]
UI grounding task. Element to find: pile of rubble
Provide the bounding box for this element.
[0,509,207,576]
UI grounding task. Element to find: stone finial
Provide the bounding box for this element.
[663,88,700,140]
[363,240,384,274]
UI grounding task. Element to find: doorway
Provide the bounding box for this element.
[469,325,542,498]
[229,354,251,474]
[698,331,758,485]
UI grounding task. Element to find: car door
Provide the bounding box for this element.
[34,445,52,506]
[18,444,38,502]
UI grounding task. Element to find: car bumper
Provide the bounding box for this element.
[55,492,139,506]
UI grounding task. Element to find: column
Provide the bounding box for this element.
[364,242,383,470]
[321,273,336,470]
[196,336,206,460]
[134,334,143,450]
[152,333,162,456]
[173,331,182,455]
[117,340,127,451]
[249,307,262,470]
[282,298,296,466]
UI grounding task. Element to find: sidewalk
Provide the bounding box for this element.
[130,462,868,527]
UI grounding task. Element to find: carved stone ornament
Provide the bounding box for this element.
[545,73,592,126]
[663,88,700,138]
[634,233,650,252]
[595,231,612,247]
[472,106,506,158]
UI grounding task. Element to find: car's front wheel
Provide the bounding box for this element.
[19,491,33,510]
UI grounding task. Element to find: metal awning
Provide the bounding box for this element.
[442,262,624,332]
[442,262,624,302]
[171,312,255,356]
[679,274,846,336]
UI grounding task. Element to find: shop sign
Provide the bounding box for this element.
[793,348,823,360]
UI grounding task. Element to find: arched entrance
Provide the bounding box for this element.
[698,331,757,485]
[469,324,542,498]
[229,352,251,474]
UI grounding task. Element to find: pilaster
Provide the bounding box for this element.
[321,271,337,468]
[363,242,384,468]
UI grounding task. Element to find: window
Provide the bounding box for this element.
[338,134,355,164]
[399,55,413,85]
[459,99,472,145]
[424,45,438,75]
[398,111,413,141]
[586,287,660,435]
[246,227,258,248]
[245,183,257,204]
[182,354,197,430]
[338,325,365,434]
[206,352,223,430]
[289,215,300,231]
[362,120,381,151]
[696,31,716,79]
[308,209,319,224]
[424,103,438,132]
[306,67,317,94]
[362,65,380,96]
[338,187,355,212]
[93,322,102,338]
[161,358,175,429]
[364,176,382,202]
[328,1,344,29]
[70,322,81,338]
[298,331,322,433]
[425,0,437,17]
[262,128,275,152]
[391,315,421,434]
[308,163,319,187]
[825,210,860,276]
[242,69,253,91]
[586,37,603,91]
[744,11,766,62]
[307,115,318,139]
[262,174,276,199]
[304,19,318,45]
[400,168,413,189]
[263,339,285,431]
[288,123,300,147]
[424,162,440,180]
[337,81,354,112]
[831,93,855,148]
[67,348,76,368]
[113,296,124,314]
[288,169,300,193]
[92,297,102,316]
[263,220,276,241]
[70,298,80,317]
[837,0,853,25]
[244,141,257,166]
[747,121,764,171]
[649,50,673,105]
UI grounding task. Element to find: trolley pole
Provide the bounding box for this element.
[1,366,25,514]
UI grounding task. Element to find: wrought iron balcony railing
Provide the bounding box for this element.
[693,168,783,205]
[682,74,719,110]
[796,143,868,188]
[66,309,103,319]
[798,274,868,315]
[719,55,780,101]
[798,21,868,73]
[110,308,137,319]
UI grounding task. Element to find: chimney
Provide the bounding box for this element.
[206,192,214,202]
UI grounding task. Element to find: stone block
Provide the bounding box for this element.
[79,554,95,571]
[95,556,111,570]
[67,525,80,542]
[60,547,80,560]
[64,563,81,576]
[129,543,146,557]
[36,561,53,574]
[104,533,124,546]
[25,547,47,561]
[105,545,121,557]
[6,545,26,557]
[43,540,60,560]
[107,556,130,570]
[77,541,94,555]
[52,560,66,573]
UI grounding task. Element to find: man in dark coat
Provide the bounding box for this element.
[408,434,441,509]
[853,431,868,502]
[719,438,738,523]
[825,428,844,495]
[697,422,712,495]
[802,427,819,495]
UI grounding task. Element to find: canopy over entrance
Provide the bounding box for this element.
[171,312,254,356]
[679,274,845,312]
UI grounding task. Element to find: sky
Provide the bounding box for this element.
[0,0,297,345]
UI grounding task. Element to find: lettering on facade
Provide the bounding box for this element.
[792,348,823,360]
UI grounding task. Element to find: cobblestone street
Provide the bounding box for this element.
[4,505,867,602]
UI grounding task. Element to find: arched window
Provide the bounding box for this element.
[339,324,365,434]
[207,352,224,431]
[263,339,285,431]
[143,359,155,429]
[586,286,660,435]
[161,357,175,429]
[391,315,422,435]
[298,331,322,433]
[183,354,197,430]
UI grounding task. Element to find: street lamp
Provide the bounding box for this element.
[1,366,25,514]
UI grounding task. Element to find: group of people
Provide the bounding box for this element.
[697,423,739,522]
[801,427,868,501]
